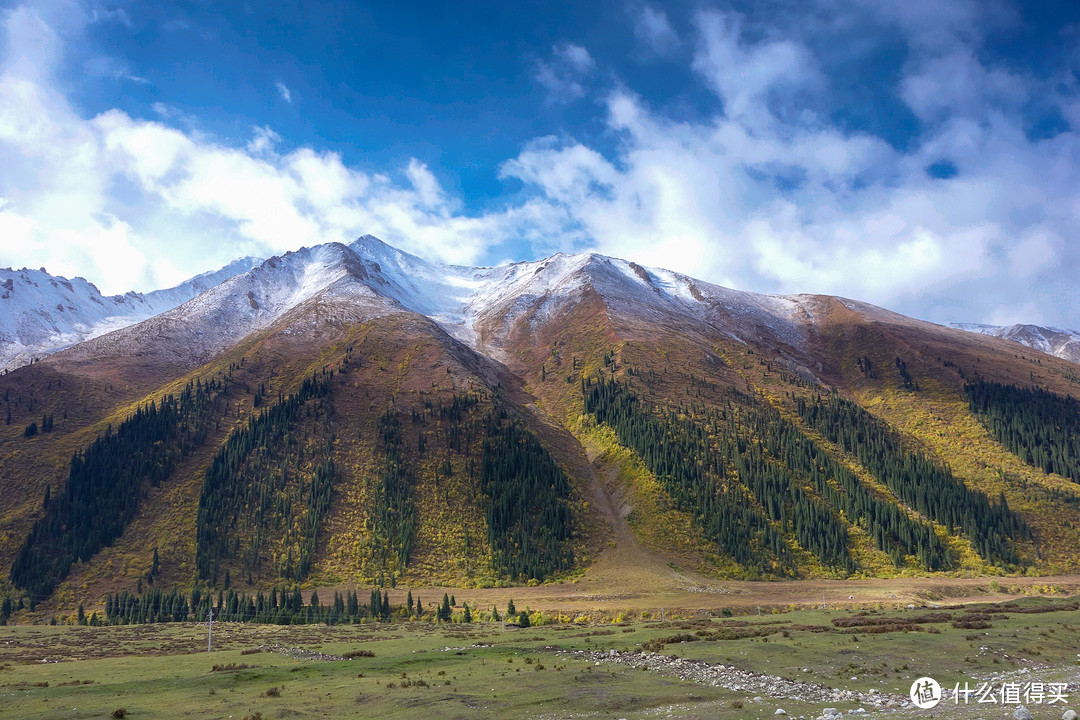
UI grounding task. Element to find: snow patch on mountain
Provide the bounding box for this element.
[0,256,263,370]
[11,235,829,370]
[19,234,1021,376]
[951,323,1080,365]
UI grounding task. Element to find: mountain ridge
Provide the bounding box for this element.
[0,256,263,371]
[3,235,1080,617]
[951,322,1080,365]
[5,237,1077,372]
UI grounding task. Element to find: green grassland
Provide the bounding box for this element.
[2,596,1078,719]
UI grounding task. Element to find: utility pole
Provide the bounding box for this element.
[207,607,214,652]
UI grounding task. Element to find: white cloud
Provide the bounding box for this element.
[554,43,593,72]
[0,1,535,292]
[534,43,596,103]
[1,0,1079,330]
[900,49,1027,122]
[275,80,292,103]
[501,7,1080,327]
[631,3,679,57]
[89,3,133,29]
[246,125,281,155]
[692,10,823,123]
[405,159,446,210]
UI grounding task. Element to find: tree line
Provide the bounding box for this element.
[966,380,1080,482]
[368,408,417,572]
[481,408,574,582]
[755,397,951,570]
[101,586,414,626]
[584,373,1001,573]
[10,377,227,603]
[584,376,796,576]
[90,586,520,627]
[797,392,1029,566]
[196,372,334,585]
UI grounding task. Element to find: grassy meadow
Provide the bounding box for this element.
[1,596,1078,719]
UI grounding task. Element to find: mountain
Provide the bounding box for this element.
[951,322,1080,365]
[3,235,1080,616]
[0,256,263,371]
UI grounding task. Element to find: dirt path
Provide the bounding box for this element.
[568,445,687,597]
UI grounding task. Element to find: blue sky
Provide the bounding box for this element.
[2,0,1080,329]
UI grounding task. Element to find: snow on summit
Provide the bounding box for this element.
[6,234,1075,372]
[0,257,262,370]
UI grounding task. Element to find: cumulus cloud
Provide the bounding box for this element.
[503,4,1080,327]
[0,1,537,292]
[1,0,1079,329]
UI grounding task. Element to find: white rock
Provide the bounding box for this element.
[1062,711,1078,720]
[775,710,787,715]
[1014,707,1033,720]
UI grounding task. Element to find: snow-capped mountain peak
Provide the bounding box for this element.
[10,235,1079,374]
[0,256,263,370]
[950,322,1080,365]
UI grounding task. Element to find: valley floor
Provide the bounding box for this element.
[2,594,1078,720]
[384,572,1080,618]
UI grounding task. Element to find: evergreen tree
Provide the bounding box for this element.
[11,379,225,599]
[798,391,1028,566]
[481,412,574,581]
[966,380,1080,482]
[195,372,333,584]
[438,593,452,622]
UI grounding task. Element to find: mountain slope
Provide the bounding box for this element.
[0,256,263,371]
[3,236,1080,618]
